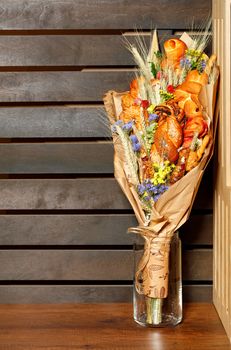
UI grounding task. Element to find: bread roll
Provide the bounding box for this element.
[164,38,187,65]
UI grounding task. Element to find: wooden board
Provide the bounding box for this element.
[0,34,166,67]
[0,106,109,138]
[0,178,212,210]
[0,249,212,281]
[0,285,212,303]
[0,179,129,210]
[0,303,230,350]
[0,143,114,174]
[180,214,213,245]
[0,214,212,245]
[0,71,134,102]
[0,0,211,30]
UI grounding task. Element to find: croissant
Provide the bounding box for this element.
[174,70,208,117]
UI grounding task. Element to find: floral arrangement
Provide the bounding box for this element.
[104,28,219,326]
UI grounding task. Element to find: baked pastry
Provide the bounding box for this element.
[151,104,183,163]
[163,38,187,67]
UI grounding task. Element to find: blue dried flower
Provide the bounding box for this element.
[149,113,159,122]
[144,195,151,201]
[180,57,191,69]
[198,59,207,73]
[137,180,169,203]
[132,142,141,152]
[137,184,146,195]
[153,194,161,202]
[122,121,133,132]
[111,120,123,132]
[130,135,139,144]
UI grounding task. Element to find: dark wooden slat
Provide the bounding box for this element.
[0,71,134,102]
[0,178,212,210]
[0,106,109,138]
[0,285,212,303]
[0,33,172,67]
[0,0,211,30]
[0,249,212,281]
[0,179,130,210]
[0,214,137,245]
[0,143,114,174]
[193,162,213,210]
[180,215,213,245]
[182,250,212,281]
[183,285,212,303]
[0,214,212,246]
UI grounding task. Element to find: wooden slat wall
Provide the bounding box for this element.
[0,0,212,303]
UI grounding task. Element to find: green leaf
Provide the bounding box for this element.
[160,90,174,102]
[154,51,163,59]
[150,62,157,78]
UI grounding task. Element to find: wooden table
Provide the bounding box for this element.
[0,303,230,349]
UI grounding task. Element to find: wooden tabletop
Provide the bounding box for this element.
[0,303,230,350]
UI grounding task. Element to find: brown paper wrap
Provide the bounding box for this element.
[104,79,219,299]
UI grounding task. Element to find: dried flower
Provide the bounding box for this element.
[148,113,159,122]
[167,85,175,93]
[141,100,150,109]
[122,121,133,132]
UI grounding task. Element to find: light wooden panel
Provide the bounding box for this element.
[0,249,212,281]
[0,0,211,30]
[213,0,231,341]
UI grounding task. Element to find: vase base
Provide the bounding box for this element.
[134,314,182,328]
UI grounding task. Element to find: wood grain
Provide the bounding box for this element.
[0,303,229,350]
[0,106,109,138]
[0,214,212,245]
[0,71,134,102]
[0,249,212,281]
[0,178,212,210]
[0,179,130,210]
[0,285,212,303]
[0,143,114,174]
[0,0,211,30]
[0,32,212,67]
[0,33,172,67]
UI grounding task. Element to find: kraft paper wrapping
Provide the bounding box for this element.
[103,79,219,299]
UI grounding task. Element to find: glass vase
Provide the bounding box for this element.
[132,231,182,327]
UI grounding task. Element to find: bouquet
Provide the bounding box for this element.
[104,29,219,326]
